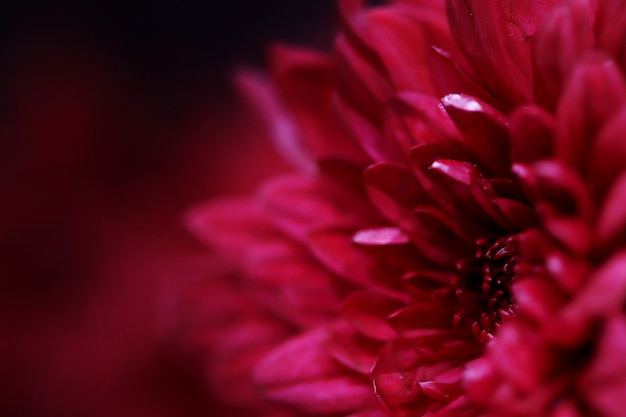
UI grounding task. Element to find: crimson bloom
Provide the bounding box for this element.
[178,0,626,416]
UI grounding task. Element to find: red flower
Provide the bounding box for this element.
[179,0,626,416]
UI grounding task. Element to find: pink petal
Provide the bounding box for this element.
[590,107,626,196]
[308,228,405,296]
[335,33,392,121]
[418,366,464,401]
[254,327,342,388]
[365,8,435,94]
[447,0,559,106]
[260,175,363,241]
[364,161,431,226]
[509,105,555,163]
[426,45,497,105]
[440,93,511,178]
[262,376,376,415]
[492,197,537,232]
[410,207,474,267]
[596,0,626,70]
[513,277,567,325]
[185,198,277,258]
[548,251,626,346]
[246,250,341,327]
[270,44,370,164]
[387,302,456,337]
[532,2,594,109]
[488,323,551,392]
[326,320,382,375]
[583,315,626,382]
[343,290,405,341]
[353,227,410,246]
[336,93,393,163]
[555,57,626,175]
[525,161,593,219]
[546,252,591,293]
[596,172,626,250]
[384,92,461,162]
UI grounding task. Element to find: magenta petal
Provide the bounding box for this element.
[384,92,461,161]
[590,108,626,196]
[418,366,464,401]
[581,316,626,417]
[532,2,594,109]
[583,315,626,382]
[364,161,431,226]
[555,57,626,175]
[387,302,456,337]
[346,409,390,417]
[492,197,537,232]
[411,207,474,266]
[236,69,316,173]
[246,247,341,327]
[308,228,405,296]
[427,45,497,105]
[366,8,435,94]
[546,252,590,293]
[596,173,626,249]
[260,175,362,241]
[254,327,342,387]
[326,320,382,375]
[336,94,392,162]
[513,278,566,325]
[427,158,504,227]
[563,251,626,322]
[536,204,593,256]
[447,0,558,106]
[343,291,405,341]
[270,45,370,165]
[185,198,277,257]
[353,227,411,246]
[489,324,551,393]
[262,376,376,415]
[532,161,593,219]
[596,0,626,70]
[441,93,511,177]
[335,33,392,121]
[509,105,555,163]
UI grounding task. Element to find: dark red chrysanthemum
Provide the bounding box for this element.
[178,1,626,416]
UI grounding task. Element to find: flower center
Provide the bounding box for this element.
[454,235,520,343]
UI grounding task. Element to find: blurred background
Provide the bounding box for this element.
[0,1,335,416]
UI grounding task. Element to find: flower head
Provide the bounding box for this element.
[180,1,626,416]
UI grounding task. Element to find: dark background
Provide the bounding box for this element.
[0,2,338,416]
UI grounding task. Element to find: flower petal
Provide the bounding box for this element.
[440,93,511,177]
[447,0,558,105]
[555,57,626,175]
[509,105,555,164]
[532,1,594,109]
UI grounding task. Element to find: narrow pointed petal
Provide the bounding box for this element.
[364,161,431,225]
[590,108,626,196]
[596,173,626,249]
[271,45,370,164]
[326,320,382,375]
[555,57,626,175]
[596,0,626,70]
[532,2,594,109]
[343,291,405,341]
[185,198,277,257]
[260,175,364,241]
[510,105,555,163]
[441,93,511,177]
